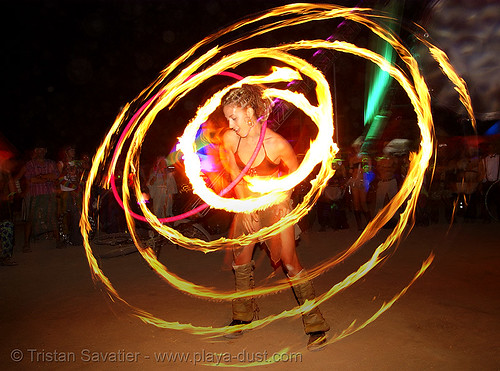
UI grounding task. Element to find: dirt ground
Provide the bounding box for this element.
[1,215,499,370]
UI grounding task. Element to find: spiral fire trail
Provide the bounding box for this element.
[80,4,475,353]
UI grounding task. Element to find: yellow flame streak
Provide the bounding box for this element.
[105,48,221,188]
[329,253,434,344]
[120,38,432,303]
[247,87,334,194]
[80,105,130,286]
[133,35,422,256]
[448,197,460,234]
[177,65,318,213]
[79,4,474,343]
[125,50,335,250]
[116,60,335,300]
[416,36,476,131]
[122,7,440,253]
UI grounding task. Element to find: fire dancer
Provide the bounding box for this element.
[219,84,329,351]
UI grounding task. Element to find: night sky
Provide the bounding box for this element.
[5,0,294,155]
[2,0,497,159]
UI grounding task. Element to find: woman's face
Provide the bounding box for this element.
[223,104,253,138]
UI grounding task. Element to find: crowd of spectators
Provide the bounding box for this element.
[1,136,498,267]
[0,142,181,267]
[313,138,500,232]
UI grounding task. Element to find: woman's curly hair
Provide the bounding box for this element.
[222,84,272,122]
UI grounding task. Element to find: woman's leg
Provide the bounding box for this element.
[233,244,256,265]
[375,182,386,212]
[156,192,167,219]
[227,215,258,332]
[231,212,258,265]
[275,225,302,276]
[359,189,371,223]
[166,194,173,217]
[352,188,363,230]
[277,225,330,350]
[352,188,361,211]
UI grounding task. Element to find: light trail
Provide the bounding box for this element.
[79,4,475,352]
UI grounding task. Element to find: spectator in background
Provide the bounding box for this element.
[57,145,84,246]
[147,156,171,219]
[347,137,372,231]
[22,144,59,251]
[0,155,18,266]
[80,153,91,183]
[455,146,482,221]
[425,150,451,224]
[374,147,399,214]
[317,179,336,232]
[317,157,349,231]
[479,142,500,221]
[165,166,178,217]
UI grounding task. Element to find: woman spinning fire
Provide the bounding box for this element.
[219,84,329,351]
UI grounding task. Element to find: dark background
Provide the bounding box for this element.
[2,0,498,159]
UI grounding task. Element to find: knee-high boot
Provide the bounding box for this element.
[225,261,259,338]
[231,260,258,322]
[289,270,329,350]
